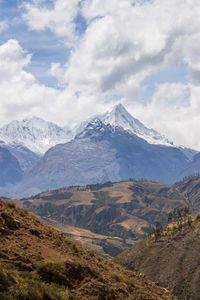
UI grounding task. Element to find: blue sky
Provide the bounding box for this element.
[0,0,190,108]
[0,0,188,90]
[0,0,71,86]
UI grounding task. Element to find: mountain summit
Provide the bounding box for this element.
[99,104,173,146]
[75,104,173,147]
[0,117,71,154]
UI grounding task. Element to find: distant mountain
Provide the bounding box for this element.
[76,104,197,160]
[0,117,71,154]
[0,147,22,186]
[100,104,174,146]
[0,141,39,172]
[0,140,40,189]
[0,104,197,197]
[16,118,189,197]
[75,104,173,147]
[0,104,196,159]
[179,152,200,178]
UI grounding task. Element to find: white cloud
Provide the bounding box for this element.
[0,39,106,128]
[22,0,80,47]
[21,0,200,96]
[0,39,32,81]
[46,0,200,99]
[130,82,200,150]
[0,20,7,32]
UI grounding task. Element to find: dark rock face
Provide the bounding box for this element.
[20,121,188,196]
[0,147,22,186]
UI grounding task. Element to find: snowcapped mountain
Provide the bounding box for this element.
[100,104,173,146]
[0,117,72,154]
[76,104,173,147]
[16,118,189,197]
[0,104,196,159]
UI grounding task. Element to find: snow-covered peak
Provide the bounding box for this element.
[75,104,173,147]
[76,119,114,140]
[99,104,173,146]
[0,117,72,154]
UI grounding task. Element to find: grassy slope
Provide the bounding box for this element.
[117,217,200,300]
[0,199,175,300]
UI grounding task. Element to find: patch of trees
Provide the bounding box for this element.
[92,191,121,206]
[87,181,113,191]
[150,206,192,242]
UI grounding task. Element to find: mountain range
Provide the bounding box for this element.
[0,104,199,197]
[0,117,72,154]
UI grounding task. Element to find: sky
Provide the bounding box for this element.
[0,0,200,149]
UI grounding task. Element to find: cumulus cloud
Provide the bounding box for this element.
[42,0,200,100]
[130,82,200,150]
[2,0,200,149]
[0,39,106,127]
[22,0,81,47]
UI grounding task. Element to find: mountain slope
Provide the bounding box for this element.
[173,176,200,213]
[0,147,22,186]
[0,141,39,172]
[21,178,192,257]
[0,117,71,154]
[0,199,175,300]
[117,216,200,300]
[17,119,188,197]
[179,152,200,178]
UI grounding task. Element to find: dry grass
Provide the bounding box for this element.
[0,199,175,300]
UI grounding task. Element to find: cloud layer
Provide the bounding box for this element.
[1,0,200,149]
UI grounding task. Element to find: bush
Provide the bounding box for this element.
[0,268,16,292]
[0,266,70,300]
[14,281,69,300]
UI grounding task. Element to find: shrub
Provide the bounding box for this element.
[0,268,16,292]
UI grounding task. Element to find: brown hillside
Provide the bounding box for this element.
[0,199,175,300]
[22,179,190,255]
[117,217,200,300]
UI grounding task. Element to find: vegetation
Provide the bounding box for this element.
[41,191,72,201]
[92,191,121,206]
[86,181,113,190]
[0,266,70,300]
[149,207,193,242]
